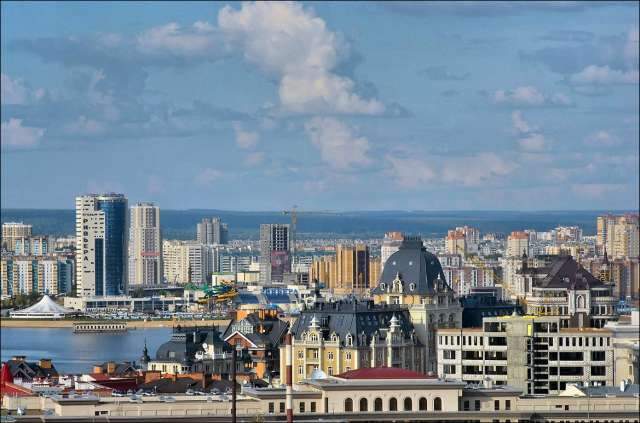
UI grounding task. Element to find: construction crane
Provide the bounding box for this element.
[283,206,298,263]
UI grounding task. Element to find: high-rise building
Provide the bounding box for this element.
[456,226,480,254]
[380,232,404,272]
[196,217,228,245]
[1,255,74,296]
[506,231,529,257]
[162,240,212,285]
[259,224,290,284]
[129,203,162,286]
[597,214,639,258]
[1,222,32,252]
[12,236,49,256]
[445,230,467,255]
[335,244,370,291]
[75,194,128,297]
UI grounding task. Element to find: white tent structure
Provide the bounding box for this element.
[10,295,77,319]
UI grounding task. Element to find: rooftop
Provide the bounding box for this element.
[336,367,435,380]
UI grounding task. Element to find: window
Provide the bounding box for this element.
[328,367,333,375]
[374,397,383,411]
[419,397,428,411]
[463,400,470,411]
[505,400,511,411]
[310,402,316,413]
[280,402,285,413]
[389,397,398,411]
[359,397,368,412]
[297,351,303,359]
[312,350,319,359]
[300,402,305,413]
[268,402,274,414]
[298,366,303,375]
[346,352,352,360]
[344,398,353,412]
[434,397,442,411]
[328,352,334,360]
[346,335,353,347]
[494,400,500,411]
[404,397,412,411]
[591,351,606,361]
[475,400,480,411]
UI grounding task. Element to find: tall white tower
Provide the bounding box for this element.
[129,202,162,286]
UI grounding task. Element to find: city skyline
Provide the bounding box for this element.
[2,1,638,211]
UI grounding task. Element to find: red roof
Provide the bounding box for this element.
[336,367,435,380]
[0,382,32,397]
[1,362,13,385]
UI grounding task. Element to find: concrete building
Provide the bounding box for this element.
[597,213,639,258]
[1,255,74,296]
[76,194,128,297]
[162,240,212,285]
[438,314,615,395]
[524,256,617,328]
[1,222,32,252]
[259,224,290,284]
[605,311,640,385]
[371,237,463,372]
[196,217,228,245]
[281,299,424,384]
[11,236,49,256]
[506,231,529,257]
[380,232,404,272]
[129,203,162,286]
[445,230,466,255]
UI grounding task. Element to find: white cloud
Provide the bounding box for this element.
[518,133,548,152]
[1,118,45,149]
[511,111,537,134]
[571,183,625,198]
[304,117,371,170]
[65,115,105,136]
[244,151,265,166]
[569,65,639,85]
[584,130,620,147]
[137,21,220,57]
[195,168,223,186]
[232,122,260,149]
[441,153,514,186]
[624,27,639,68]
[493,86,572,107]
[1,73,45,105]
[218,2,384,115]
[386,156,436,188]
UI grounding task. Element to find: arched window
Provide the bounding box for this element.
[419,397,428,411]
[374,398,383,411]
[344,398,353,412]
[346,352,352,360]
[404,397,412,411]
[328,352,334,360]
[577,295,585,309]
[359,397,368,412]
[389,397,398,411]
[380,283,386,290]
[433,397,442,411]
[346,334,353,346]
[409,283,416,291]
[310,333,318,342]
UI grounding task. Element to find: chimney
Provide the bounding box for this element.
[39,359,52,369]
[93,366,103,374]
[483,378,493,389]
[11,356,26,363]
[620,380,626,392]
[107,361,116,374]
[285,331,293,423]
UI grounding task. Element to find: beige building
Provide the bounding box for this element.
[129,202,162,286]
[1,255,73,296]
[597,213,639,258]
[162,240,211,285]
[308,244,378,293]
[281,299,424,384]
[445,230,466,255]
[506,231,529,257]
[1,222,32,252]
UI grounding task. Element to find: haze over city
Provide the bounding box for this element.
[2,1,638,210]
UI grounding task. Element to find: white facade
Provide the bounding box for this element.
[162,240,212,285]
[129,203,162,286]
[76,196,106,297]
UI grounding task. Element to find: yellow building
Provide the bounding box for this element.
[309,244,379,294]
[281,299,424,384]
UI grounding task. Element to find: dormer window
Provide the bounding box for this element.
[310,333,319,342]
[380,283,386,290]
[410,283,416,291]
[331,333,338,342]
[346,334,353,346]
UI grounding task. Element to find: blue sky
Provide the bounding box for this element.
[1,1,638,211]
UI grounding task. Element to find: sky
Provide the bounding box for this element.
[1,1,638,211]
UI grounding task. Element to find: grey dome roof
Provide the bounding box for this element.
[372,237,451,296]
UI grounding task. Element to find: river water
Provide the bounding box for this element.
[1,328,172,374]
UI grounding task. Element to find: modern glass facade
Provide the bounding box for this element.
[96,195,128,296]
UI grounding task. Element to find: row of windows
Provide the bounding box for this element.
[268,401,317,414]
[439,335,610,348]
[462,399,511,411]
[344,396,442,412]
[297,350,352,360]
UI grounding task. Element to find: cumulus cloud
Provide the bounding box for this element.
[511,111,537,134]
[1,118,45,149]
[232,122,260,149]
[218,2,385,115]
[569,65,639,85]
[137,21,221,58]
[64,115,106,136]
[493,86,572,107]
[518,133,548,152]
[584,130,620,147]
[195,168,223,186]
[244,151,265,166]
[304,117,372,170]
[386,156,436,188]
[1,73,45,105]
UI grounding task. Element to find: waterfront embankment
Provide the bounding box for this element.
[0,318,230,329]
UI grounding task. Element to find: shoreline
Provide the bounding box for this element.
[0,318,230,329]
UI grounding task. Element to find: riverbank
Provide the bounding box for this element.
[0,318,230,329]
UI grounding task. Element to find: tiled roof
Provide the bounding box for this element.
[336,367,435,380]
[536,256,603,290]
